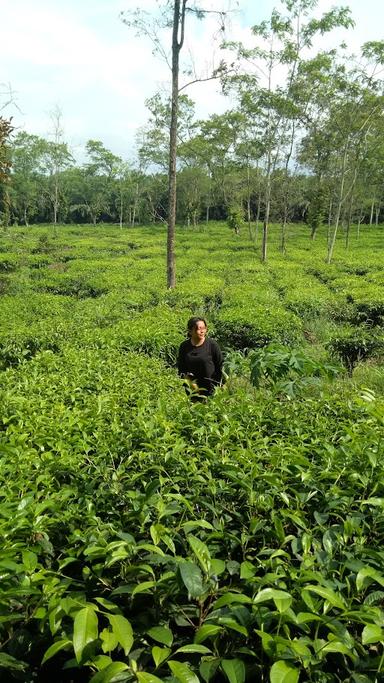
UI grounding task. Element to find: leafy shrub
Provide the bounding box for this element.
[328,326,384,373]
[43,278,107,298]
[227,204,244,235]
[249,343,341,396]
[32,232,55,254]
[0,257,17,272]
[215,304,303,349]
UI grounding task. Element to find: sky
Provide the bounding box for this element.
[1,0,383,163]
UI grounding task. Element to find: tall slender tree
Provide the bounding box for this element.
[122,1,229,288]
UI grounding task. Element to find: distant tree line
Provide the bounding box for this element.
[1,1,383,258]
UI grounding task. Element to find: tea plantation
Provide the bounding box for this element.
[1,222,384,682]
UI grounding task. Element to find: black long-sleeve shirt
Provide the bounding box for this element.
[177,337,223,395]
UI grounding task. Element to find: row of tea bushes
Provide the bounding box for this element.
[1,340,384,681]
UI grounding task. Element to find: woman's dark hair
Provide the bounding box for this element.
[187,316,207,337]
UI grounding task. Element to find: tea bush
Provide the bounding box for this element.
[0,222,384,681]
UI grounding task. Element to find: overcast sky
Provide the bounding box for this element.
[1,0,382,162]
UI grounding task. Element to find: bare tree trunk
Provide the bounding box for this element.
[327,146,348,264]
[246,161,253,241]
[327,199,333,247]
[131,183,139,227]
[119,191,123,228]
[262,192,270,262]
[357,212,363,239]
[261,44,273,264]
[255,193,261,245]
[167,0,187,289]
[281,215,287,254]
[375,207,380,226]
[345,191,354,249]
[369,199,374,226]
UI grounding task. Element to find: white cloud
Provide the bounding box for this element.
[1,0,383,161]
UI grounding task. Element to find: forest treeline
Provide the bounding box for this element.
[1,1,384,245]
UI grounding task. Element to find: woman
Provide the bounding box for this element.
[178,317,223,399]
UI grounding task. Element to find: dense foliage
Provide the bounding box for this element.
[0,221,384,682]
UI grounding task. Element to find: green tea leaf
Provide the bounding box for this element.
[213,593,252,609]
[147,625,173,647]
[253,588,292,613]
[200,658,220,683]
[179,561,204,598]
[240,561,255,579]
[270,660,299,683]
[0,652,28,671]
[194,624,222,644]
[362,624,384,645]
[136,674,164,683]
[175,644,212,654]
[168,659,200,683]
[89,662,129,683]
[73,605,98,663]
[187,535,211,574]
[356,566,384,592]
[302,585,346,610]
[41,639,72,664]
[132,581,156,596]
[221,658,245,683]
[100,628,118,654]
[152,646,171,667]
[107,614,133,655]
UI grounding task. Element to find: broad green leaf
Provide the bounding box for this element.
[132,581,156,596]
[0,652,27,671]
[111,585,133,595]
[147,626,173,647]
[221,658,245,683]
[100,628,118,654]
[272,514,285,544]
[321,641,354,657]
[182,520,214,534]
[41,639,72,664]
[73,605,98,663]
[89,662,129,683]
[150,523,162,545]
[107,614,133,655]
[168,659,200,683]
[22,550,38,572]
[95,597,121,613]
[179,561,204,598]
[296,612,322,624]
[217,617,248,637]
[210,558,226,577]
[240,561,255,579]
[187,535,211,574]
[361,498,384,507]
[92,655,113,671]
[137,674,164,683]
[270,660,299,683]
[200,657,220,683]
[255,630,274,656]
[152,646,171,667]
[253,588,292,613]
[213,593,252,609]
[302,586,346,611]
[194,624,223,644]
[356,566,384,592]
[362,624,384,645]
[175,644,212,654]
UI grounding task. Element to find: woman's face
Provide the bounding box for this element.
[192,320,207,342]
